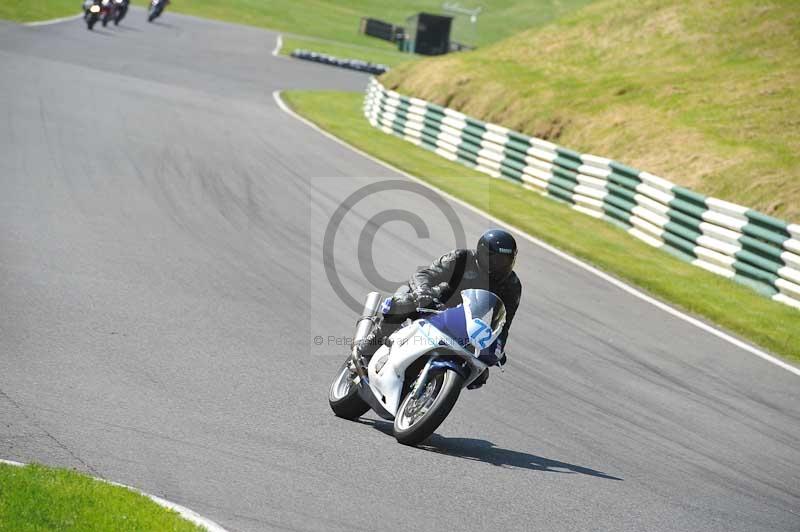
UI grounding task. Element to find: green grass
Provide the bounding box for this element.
[165,0,594,69]
[383,0,800,221]
[281,36,413,67]
[168,0,595,48]
[0,0,78,22]
[0,462,205,531]
[282,89,800,364]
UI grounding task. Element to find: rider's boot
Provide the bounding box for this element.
[467,368,490,390]
[355,322,401,365]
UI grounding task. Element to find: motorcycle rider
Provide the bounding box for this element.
[357,229,522,389]
[82,0,97,17]
[149,0,170,14]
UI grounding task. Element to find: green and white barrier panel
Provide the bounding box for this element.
[363,78,800,309]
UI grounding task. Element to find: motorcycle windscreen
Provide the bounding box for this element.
[461,289,506,351]
[426,306,470,349]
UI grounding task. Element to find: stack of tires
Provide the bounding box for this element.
[291,50,389,75]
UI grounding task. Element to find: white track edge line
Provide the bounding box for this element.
[23,13,83,26]
[272,89,800,377]
[272,34,283,57]
[0,459,228,532]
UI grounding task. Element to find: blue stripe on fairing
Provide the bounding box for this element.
[427,306,469,347]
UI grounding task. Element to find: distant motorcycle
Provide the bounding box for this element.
[100,0,113,27]
[147,0,168,22]
[83,0,101,30]
[113,0,129,25]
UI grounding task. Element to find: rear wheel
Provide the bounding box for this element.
[328,360,370,420]
[393,369,464,445]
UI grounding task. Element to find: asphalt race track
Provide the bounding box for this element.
[1,10,798,532]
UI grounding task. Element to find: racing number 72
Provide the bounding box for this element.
[470,318,492,350]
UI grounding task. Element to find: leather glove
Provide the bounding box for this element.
[413,290,435,310]
[384,294,417,323]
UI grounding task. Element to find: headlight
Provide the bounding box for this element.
[89,5,100,12]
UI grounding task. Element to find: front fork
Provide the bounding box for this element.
[410,357,469,398]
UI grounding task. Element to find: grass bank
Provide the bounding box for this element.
[383,0,800,221]
[0,462,205,531]
[282,89,800,364]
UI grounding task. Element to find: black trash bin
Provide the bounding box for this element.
[405,13,453,55]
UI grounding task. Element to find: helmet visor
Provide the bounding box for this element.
[488,253,515,278]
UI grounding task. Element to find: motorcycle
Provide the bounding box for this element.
[147,0,167,22]
[112,0,129,25]
[84,0,101,30]
[328,289,506,445]
[100,0,113,27]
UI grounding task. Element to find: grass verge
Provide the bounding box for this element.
[282,89,800,364]
[0,462,205,531]
[0,0,78,22]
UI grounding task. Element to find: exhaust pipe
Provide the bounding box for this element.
[351,291,382,378]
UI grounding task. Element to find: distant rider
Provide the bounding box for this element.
[357,229,522,389]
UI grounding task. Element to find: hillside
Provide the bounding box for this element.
[382,0,800,220]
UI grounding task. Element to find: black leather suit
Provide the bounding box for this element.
[364,249,522,362]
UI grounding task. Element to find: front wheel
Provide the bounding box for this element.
[328,360,370,420]
[394,369,464,445]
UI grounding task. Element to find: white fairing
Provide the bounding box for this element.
[367,320,479,416]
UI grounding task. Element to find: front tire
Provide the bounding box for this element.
[328,361,370,420]
[394,369,464,445]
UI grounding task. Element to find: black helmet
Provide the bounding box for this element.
[476,229,517,283]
